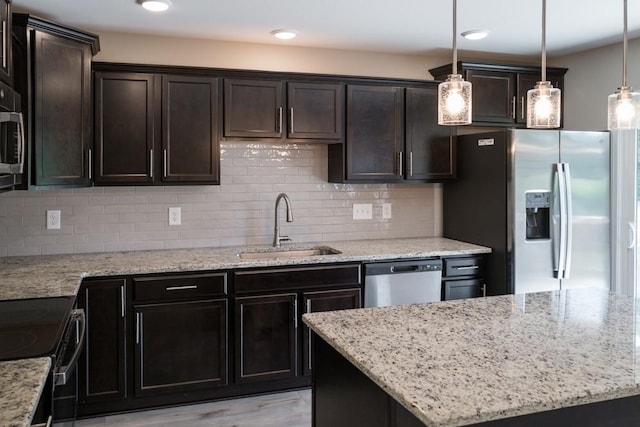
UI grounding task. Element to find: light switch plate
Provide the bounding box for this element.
[353,204,372,220]
[169,207,181,225]
[47,210,61,230]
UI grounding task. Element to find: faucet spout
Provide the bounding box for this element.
[274,193,294,247]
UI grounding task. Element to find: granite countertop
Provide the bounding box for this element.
[0,358,51,427]
[0,237,489,427]
[303,288,640,426]
[0,237,489,300]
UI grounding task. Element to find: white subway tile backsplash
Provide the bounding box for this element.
[0,142,440,256]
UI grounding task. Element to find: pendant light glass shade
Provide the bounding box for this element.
[437,0,472,126]
[608,0,640,130]
[527,81,561,128]
[438,74,472,125]
[526,0,561,129]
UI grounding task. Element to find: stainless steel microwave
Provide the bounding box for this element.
[0,83,24,191]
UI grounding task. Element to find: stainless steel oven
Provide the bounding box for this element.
[0,296,86,426]
[0,80,24,191]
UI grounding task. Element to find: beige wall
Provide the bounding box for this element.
[556,39,640,131]
[95,31,451,80]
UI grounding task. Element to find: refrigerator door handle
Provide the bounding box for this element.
[563,164,573,278]
[553,163,568,279]
[628,222,636,249]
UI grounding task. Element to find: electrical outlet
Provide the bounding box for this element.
[382,203,392,219]
[353,204,372,220]
[47,210,61,230]
[169,207,181,225]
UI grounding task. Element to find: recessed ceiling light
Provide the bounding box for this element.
[461,30,489,40]
[138,0,172,12]
[271,29,297,40]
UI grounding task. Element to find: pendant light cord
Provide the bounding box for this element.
[623,0,628,87]
[452,0,457,75]
[541,0,547,82]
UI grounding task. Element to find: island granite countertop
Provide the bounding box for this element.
[0,237,489,301]
[0,358,51,427]
[303,288,640,426]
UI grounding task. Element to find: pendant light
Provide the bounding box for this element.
[527,0,561,128]
[438,0,472,126]
[608,0,640,130]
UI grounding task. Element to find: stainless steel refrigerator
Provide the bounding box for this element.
[443,129,610,295]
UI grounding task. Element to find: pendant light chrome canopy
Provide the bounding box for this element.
[527,0,561,128]
[608,0,640,130]
[438,0,472,126]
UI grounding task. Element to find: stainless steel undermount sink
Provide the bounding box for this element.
[237,246,342,260]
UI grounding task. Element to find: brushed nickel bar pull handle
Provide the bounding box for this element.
[2,21,6,69]
[120,285,125,318]
[455,265,479,271]
[511,96,516,119]
[293,298,298,329]
[306,299,311,313]
[163,149,167,178]
[278,107,283,134]
[136,312,141,344]
[290,108,294,134]
[398,152,403,176]
[482,283,487,297]
[165,285,198,291]
[149,149,153,179]
[521,96,525,120]
[88,149,92,180]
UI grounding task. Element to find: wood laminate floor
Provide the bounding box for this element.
[54,390,312,427]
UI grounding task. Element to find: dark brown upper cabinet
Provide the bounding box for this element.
[329,82,454,183]
[12,13,99,188]
[0,1,11,85]
[94,71,157,185]
[429,61,567,127]
[405,87,455,181]
[223,78,343,142]
[93,64,220,186]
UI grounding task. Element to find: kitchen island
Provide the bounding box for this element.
[303,288,640,426]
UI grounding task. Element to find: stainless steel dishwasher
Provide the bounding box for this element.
[364,258,443,307]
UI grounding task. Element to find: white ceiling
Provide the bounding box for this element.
[11,0,640,58]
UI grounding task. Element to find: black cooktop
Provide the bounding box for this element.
[0,296,75,361]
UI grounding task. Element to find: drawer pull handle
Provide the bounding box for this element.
[455,265,479,270]
[165,285,198,291]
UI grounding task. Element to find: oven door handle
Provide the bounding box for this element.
[54,309,86,386]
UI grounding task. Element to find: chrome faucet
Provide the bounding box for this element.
[273,193,294,247]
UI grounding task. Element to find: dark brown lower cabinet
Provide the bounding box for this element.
[77,278,127,409]
[134,299,228,397]
[302,288,361,376]
[234,293,298,384]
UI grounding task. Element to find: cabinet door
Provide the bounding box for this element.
[94,72,158,184]
[302,288,361,376]
[235,293,297,383]
[346,85,404,181]
[405,87,455,181]
[33,31,92,186]
[287,82,343,140]
[77,279,127,408]
[465,69,515,124]
[0,0,11,84]
[162,75,219,183]
[134,299,228,397]
[223,78,283,138]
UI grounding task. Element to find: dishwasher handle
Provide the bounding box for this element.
[365,259,442,276]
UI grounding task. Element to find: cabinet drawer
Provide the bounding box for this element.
[443,278,485,300]
[133,273,227,301]
[234,264,361,294]
[443,256,484,277]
